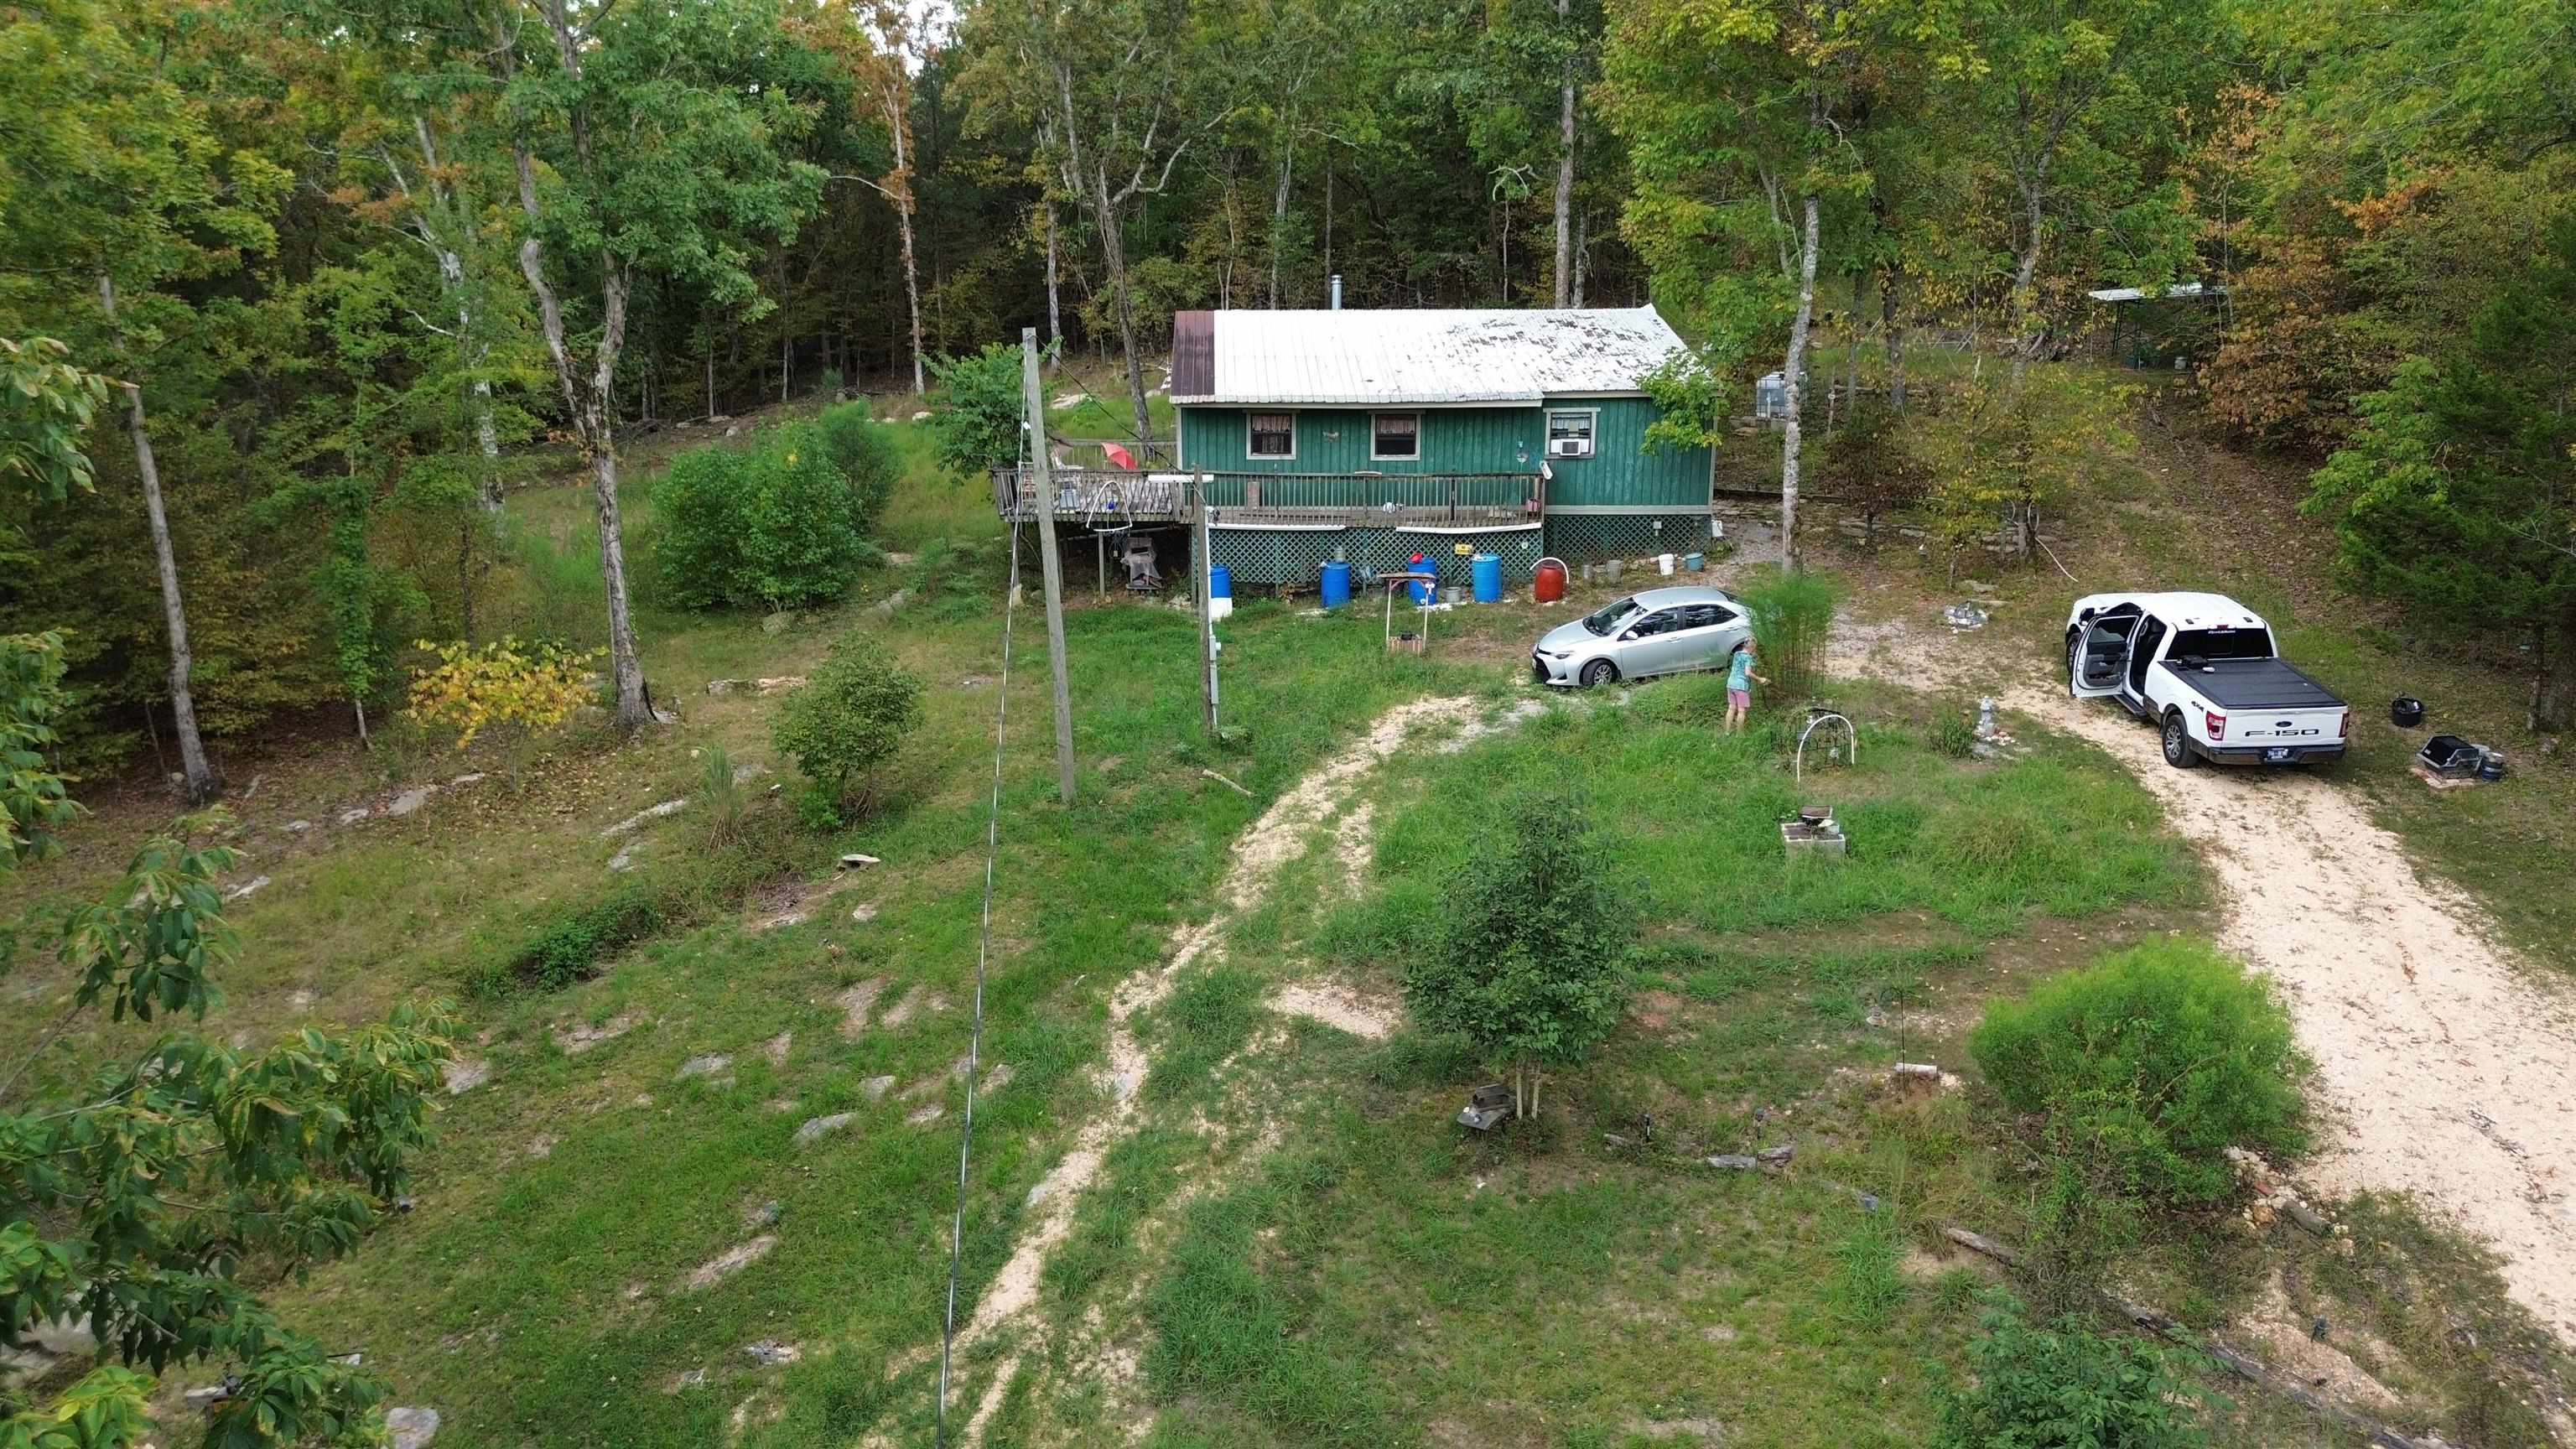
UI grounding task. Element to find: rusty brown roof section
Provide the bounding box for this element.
[1171,310,1214,399]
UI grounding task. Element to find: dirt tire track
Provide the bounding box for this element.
[1836,614,2576,1342]
[943,696,1479,1443]
[1834,610,2576,1340]
[2004,678,2576,1341]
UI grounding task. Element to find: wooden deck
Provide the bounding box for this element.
[992,467,1545,530]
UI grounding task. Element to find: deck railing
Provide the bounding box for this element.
[992,467,1543,529]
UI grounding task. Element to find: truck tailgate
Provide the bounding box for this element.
[2213,704,2345,750]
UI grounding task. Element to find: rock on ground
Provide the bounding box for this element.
[386,787,436,818]
[443,1057,491,1096]
[387,1407,439,1449]
[676,1054,731,1081]
[794,1113,856,1147]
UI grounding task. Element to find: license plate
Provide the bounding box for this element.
[2264,746,2292,762]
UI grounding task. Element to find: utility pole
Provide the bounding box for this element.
[1193,473,1217,737]
[1020,328,1077,804]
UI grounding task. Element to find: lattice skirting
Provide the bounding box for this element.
[1541,512,1727,567]
[1208,524,1548,587]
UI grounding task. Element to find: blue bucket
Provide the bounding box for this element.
[1684,551,1705,571]
[1320,560,1353,609]
[1405,557,1437,606]
[1208,564,1231,600]
[1470,553,1503,604]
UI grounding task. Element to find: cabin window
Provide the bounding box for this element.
[1546,409,1597,446]
[1248,412,1296,459]
[1370,413,1420,460]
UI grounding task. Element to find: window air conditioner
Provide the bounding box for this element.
[1547,437,1592,459]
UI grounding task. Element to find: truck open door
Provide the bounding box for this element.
[2069,605,2140,699]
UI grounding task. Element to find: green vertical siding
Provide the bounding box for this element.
[1536,395,1710,507]
[1176,396,1710,508]
[1179,406,1540,474]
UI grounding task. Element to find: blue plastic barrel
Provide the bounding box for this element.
[1406,556,1437,606]
[1470,553,1503,603]
[1319,560,1353,609]
[1209,564,1232,600]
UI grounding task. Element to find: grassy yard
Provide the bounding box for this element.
[5,392,2566,1449]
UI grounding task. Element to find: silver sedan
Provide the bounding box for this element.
[1530,585,1753,688]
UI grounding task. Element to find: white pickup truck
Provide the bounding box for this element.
[2064,591,2349,767]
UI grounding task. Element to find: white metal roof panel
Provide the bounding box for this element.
[1176,306,1689,406]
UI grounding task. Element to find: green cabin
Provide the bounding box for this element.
[998,305,1718,589]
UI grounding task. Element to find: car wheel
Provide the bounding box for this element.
[2161,710,2199,769]
[1579,659,1618,688]
[2066,631,2083,694]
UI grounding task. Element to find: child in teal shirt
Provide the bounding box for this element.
[1725,641,1768,733]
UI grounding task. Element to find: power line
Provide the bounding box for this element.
[932,416,1029,1449]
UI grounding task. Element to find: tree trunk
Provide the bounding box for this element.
[587,423,648,728]
[2009,176,2045,392]
[409,115,504,513]
[1883,267,1907,412]
[1572,210,1587,307]
[101,278,216,803]
[1270,136,1291,308]
[1089,163,1156,447]
[1043,200,1062,355]
[1779,195,1820,569]
[1553,0,1576,309]
[889,96,927,395]
[512,135,651,731]
[2535,609,2576,731]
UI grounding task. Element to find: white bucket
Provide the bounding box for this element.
[1658,553,1676,575]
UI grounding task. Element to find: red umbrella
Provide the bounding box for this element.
[1101,441,1137,470]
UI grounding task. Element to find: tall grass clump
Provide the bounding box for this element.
[1969,937,2309,1203]
[698,745,747,849]
[1736,567,1842,699]
[656,422,875,610]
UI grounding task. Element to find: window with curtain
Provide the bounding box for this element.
[1249,412,1295,458]
[1371,413,1420,460]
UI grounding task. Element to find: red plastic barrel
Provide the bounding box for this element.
[1533,556,1568,604]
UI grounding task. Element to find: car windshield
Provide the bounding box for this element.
[2170,626,2274,662]
[1581,597,1643,636]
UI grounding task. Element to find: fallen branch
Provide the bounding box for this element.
[1198,768,1253,797]
[1938,1223,2428,1449]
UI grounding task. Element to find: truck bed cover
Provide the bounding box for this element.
[2166,657,2344,711]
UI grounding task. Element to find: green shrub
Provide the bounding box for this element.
[504,886,663,994]
[652,444,752,610]
[1929,709,1979,758]
[927,343,1024,476]
[1736,567,1842,699]
[655,423,870,610]
[1968,938,2309,1202]
[1403,783,1634,1117]
[1931,1292,2210,1449]
[815,402,901,536]
[772,639,924,814]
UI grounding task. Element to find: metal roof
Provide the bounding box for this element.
[1167,306,1688,406]
[2085,281,2226,304]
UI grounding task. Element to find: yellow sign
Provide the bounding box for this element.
[1454,542,1473,555]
